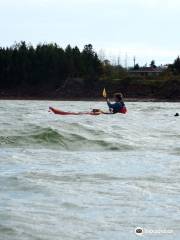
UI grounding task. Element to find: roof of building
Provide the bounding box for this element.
[129,67,164,73]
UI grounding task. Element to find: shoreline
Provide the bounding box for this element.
[0,96,180,102]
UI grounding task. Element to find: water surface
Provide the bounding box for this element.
[0,101,180,239]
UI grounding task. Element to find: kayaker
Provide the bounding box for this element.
[106,93,127,114]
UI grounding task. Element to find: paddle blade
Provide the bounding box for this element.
[103,88,107,98]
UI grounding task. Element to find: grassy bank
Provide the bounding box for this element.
[1,77,180,101]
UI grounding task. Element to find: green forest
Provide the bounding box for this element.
[0,41,180,100]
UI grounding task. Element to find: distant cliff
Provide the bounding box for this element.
[1,77,180,101]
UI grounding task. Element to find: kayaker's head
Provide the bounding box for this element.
[114,93,123,102]
[175,113,179,117]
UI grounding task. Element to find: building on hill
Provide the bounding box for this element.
[128,67,165,77]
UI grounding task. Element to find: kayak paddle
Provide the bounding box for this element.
[103,88,107,98]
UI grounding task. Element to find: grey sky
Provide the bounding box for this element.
[0,0,180,66]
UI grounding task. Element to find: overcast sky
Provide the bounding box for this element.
[0,0,180,66]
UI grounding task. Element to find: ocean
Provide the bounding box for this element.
[0,100,180,240]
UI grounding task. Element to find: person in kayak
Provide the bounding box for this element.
[106,93,127,114]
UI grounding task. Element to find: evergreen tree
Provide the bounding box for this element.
[134,64,140,70]
[150,60,156,68]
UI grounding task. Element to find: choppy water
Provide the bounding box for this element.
[0,100,180,240]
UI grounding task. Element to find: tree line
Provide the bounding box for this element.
[0,42,102,90]
[0,41,180,99]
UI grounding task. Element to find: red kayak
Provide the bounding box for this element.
[49,107,102,116]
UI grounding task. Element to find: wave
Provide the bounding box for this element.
[0,125,134,151]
